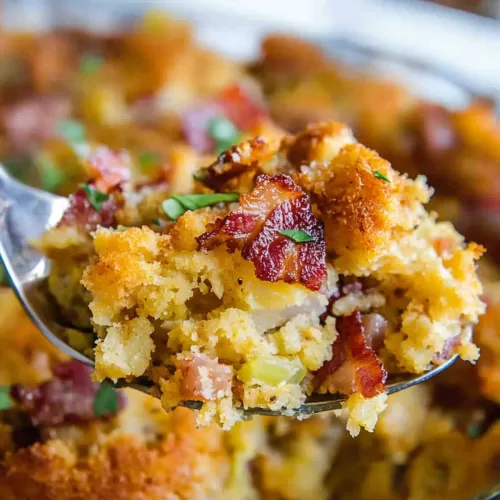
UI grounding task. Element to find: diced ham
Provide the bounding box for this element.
[177,353,232,401]
[362,313,388,351]
[10,360,126,426]
[197,173,327,291]
[314,310,387,398]
[2,95,71,152]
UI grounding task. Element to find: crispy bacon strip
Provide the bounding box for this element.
[182,84,267,153]
[197,174,326,291]
[314,310,387,398]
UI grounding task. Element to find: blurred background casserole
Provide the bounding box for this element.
[0,1,499,499]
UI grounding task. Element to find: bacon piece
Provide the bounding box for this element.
[86,147,131,193]
[58,187,120,232]
[196,137,271,193]
[314,310,387,398]
[197,174,326,291]
[57,147,130,231]
[181,84,267,153]
[2,95,71,153]
[177,353,232,401]
[10,360,126,426]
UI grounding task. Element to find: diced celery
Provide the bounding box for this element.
[237,356,306,386]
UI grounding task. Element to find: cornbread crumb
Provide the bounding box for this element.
[344,392,388,437]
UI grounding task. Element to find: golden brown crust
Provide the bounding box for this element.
[297,143,408,270]
[0,409,228,500]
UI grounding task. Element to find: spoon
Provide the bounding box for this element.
[0,164,458,416]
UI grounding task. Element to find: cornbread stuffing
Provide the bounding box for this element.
[39,122,485,434]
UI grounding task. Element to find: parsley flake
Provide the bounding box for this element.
[208,116,241,155]
[57,119,86,144]
[0,387,12,410]
[374,170,391,183]
[162,192,239,221]
[80,183,109,212]
[278,229,313,243]
[93,381,119,418]
[80,54,104,75]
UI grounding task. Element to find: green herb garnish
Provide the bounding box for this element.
[374,170,391,183]
[208,116,241,155]
[116,225,129,232]
[0,387,12,410]
[93,381,119,418]
[162,192,239,221]
[278,229,313,243]
[152,219,161,226]
[57,119,86,144]
[80,183,109,212]
[80,54,104,75]
[162,198,186,221]
[37,153,65,192]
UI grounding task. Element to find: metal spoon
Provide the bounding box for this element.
[0,164,458,416]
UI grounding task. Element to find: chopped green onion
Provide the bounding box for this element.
[80,54,104,75]
[374,170,391,183]
[162,192,239,221]
[278,229,313,243]
[0,387,12,410]
[238,356,306,386]
[57,119,86,144]
[80,183,109,212]
[162,198,185,221]
[115,225,129,232]
[208,116,241,155]
[93,381,119,418]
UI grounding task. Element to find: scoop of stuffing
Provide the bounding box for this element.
[43,122,485,434]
